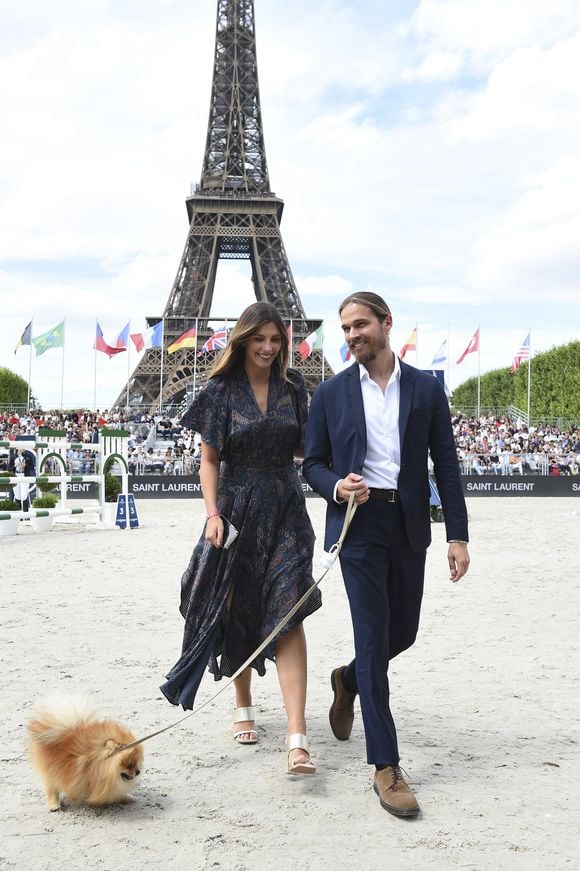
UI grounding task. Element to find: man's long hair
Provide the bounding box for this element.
[339,291,391,322]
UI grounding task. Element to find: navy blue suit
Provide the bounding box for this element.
[303,359,468,764]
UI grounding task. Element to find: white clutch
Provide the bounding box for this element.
[222,516,239,549]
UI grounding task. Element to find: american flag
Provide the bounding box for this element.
[511,332,530,373]
[199,324,228,354]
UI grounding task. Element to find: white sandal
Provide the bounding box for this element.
[285,733,316,775]
[233,706,258,745]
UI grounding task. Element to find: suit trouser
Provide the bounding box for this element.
[339,500,426,765]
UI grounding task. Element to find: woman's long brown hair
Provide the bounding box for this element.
[209,302,290,380]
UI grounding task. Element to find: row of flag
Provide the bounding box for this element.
[13,319,531,372]
[14,321,65,357]
[395,325,482,365]
[393,326,530,372]
[13,320,322,362]
[14,320,225,359]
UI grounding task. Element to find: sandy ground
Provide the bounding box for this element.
[1,497,578,871]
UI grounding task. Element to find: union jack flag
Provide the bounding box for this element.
[511,332,530,373]
[199,324,228,354]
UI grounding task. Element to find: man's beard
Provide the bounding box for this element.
[349,332,387,364]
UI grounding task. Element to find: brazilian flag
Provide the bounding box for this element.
[32,321,65,356]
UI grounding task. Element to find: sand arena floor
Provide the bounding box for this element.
[1,497,578,870]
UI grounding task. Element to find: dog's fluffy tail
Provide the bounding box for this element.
[28,694,99,744]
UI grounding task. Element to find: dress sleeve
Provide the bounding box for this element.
[180,377,229,457]
[287,369,309,443]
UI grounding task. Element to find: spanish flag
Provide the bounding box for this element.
[168,325,197,354]
[399,326,417,359]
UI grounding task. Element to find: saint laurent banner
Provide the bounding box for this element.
[462,476,579,496]
[67,475,580,500]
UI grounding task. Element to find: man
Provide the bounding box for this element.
[303,292,470,818]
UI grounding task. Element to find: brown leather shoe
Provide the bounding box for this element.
[373,766,419,817]
[329,666,356,741]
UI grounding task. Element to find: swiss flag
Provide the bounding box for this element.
[456,328,480,365]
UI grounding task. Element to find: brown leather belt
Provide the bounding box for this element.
[368,488,399,503]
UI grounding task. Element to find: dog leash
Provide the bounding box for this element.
[116,493,358,752]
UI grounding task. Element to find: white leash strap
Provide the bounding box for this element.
[116,493,357,751]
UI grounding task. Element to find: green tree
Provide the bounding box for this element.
[0,368,29,405]
[451,341,580,419]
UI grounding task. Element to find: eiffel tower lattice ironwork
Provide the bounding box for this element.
[114,0,333,411]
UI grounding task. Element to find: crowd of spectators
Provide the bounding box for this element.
[127,415,201,475]
[0,409,150,474]
[2,409,579,477]
[0,409,201,476]
[0,409,147,443]
[451,414,580,476]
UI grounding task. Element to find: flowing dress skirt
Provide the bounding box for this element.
[160,462,320,710]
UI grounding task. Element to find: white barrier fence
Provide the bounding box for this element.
[0,431,132,535]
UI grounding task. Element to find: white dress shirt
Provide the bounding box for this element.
[334,355,401,501]
[359,356,401,489]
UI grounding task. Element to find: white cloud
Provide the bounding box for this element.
[409,0,580,74]
[1,0,579,408]
[298,274,354,302]
[404,49,464,82]
[467,156,580,302]
[450,35,580,142]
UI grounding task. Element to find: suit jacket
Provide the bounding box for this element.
[303,359,468,552]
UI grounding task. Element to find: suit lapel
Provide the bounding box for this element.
[398,360,416,445]
[346,364,367,450]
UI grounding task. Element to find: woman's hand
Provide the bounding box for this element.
[205,515,224,547]
[200,442,223,547]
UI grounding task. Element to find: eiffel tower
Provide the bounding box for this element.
[115,0,333,411]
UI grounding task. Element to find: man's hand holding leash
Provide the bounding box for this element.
[337,473,370,505]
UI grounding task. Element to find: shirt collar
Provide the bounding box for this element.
[359,352,401,386]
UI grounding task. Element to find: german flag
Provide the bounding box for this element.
[168,326,197,354]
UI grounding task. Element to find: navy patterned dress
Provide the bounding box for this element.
[160,365,321,710]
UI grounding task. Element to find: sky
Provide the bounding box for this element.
[1,0,579,410]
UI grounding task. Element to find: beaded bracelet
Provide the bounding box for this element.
[206,510,221,519]
[448,539,468,545]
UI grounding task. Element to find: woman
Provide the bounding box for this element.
[161,302,320,775]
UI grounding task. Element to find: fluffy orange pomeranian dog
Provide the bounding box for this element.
[27,695,144,811]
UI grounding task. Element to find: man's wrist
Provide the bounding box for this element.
[448,539,468,546]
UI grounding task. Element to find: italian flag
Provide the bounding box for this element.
[297,324,324,361]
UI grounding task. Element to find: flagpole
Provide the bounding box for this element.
[93,319,98,412]
[415,325,419,368]
[321,322,325,382]
[60,319,66,410]
[527,330,532,423]
[27,319,33,412]
[446,322,450,393]
[476,324,481,420]
[158,319,164,415]
[126,321,131,412]
[192,318,198,400]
